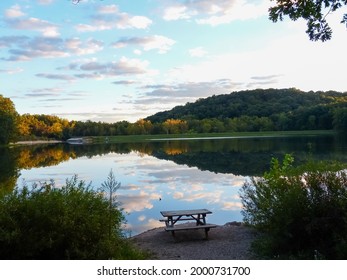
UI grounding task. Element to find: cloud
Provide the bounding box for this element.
[126,79,240,114]
[65,38,104,55]
[97,4,120,14]
[112,35,176,54]
[189,47,208,57]
[163,6,192,21]
[221,201,243,210]
[250,74,282,81]
[24,87,62,98]
[127,218,163,234]
[36,73,76,81]
[112,80,138,85]
[0,36,103,61]
[138,215,146,222]
[143,80,238,99]
[0,36,29,48]
[57,111,123,122]
[5,37,69,61]
[61,57,153,79]
[5,5,25,18]
[75,4,152,32]
[0,67,23,74]
[37,0,55,4]
[162,0,268,25]
[4,15,60,37]
[173,192,184,199]
[247,74,282,87]
[118,190,160,212]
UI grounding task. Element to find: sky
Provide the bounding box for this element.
[1,0,347,123]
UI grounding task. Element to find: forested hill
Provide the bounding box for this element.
[145,88,347,124]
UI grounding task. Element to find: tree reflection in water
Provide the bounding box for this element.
[2,135,347,234]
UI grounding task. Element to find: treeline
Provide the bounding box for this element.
[146,88,347,132]
[2,88,347,144]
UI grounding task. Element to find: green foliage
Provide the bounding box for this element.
[146,88,347,133]
[0,95,19,145]
[0,175,145,259]
[0,147,19,195]
[333,108,347,131]
[269,0,347,41]
[241,155,347,259]
[18,114,74,140]
[6,89,347,141]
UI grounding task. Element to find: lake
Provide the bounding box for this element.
[2,133,347,236]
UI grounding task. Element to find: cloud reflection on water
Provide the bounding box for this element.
[112,153,246,234]
[18,151,246,235]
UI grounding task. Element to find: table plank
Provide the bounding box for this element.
[160,209,212,217]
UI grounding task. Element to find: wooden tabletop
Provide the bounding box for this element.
[160,209,212,217]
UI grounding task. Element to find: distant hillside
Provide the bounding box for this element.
[145,88,347,123]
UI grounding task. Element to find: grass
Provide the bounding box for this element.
[91,130,336,144]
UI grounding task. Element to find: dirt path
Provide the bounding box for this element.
[130,223,258,260]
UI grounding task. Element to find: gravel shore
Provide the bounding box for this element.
[131,222,258,260]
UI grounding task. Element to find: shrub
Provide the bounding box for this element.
[241,154,347,259]
[0,175,145,259]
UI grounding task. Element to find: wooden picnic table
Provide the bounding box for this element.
[160,209,217,238]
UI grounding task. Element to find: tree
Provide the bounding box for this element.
[0,95,18,145]
[0,175,145,259]
[241,155,347,259]
[162,119,188,134]
[269,0,347,41]
[333,108,347,131]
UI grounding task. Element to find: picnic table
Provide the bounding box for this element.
[160,209,217,239]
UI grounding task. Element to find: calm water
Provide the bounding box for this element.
[2,134,347,235]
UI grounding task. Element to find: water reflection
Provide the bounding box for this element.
[1,134,347,235]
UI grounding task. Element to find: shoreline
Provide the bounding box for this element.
[9,140,64,146]
[130,222,258,260]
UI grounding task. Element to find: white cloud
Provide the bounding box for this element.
[5,5,25,18]
[189,47,208,57]
[173,192,184,199]
[59,56,154,80]
[3,4,59,37]
[162,0,268,25]
[36,73,75,81]
[126,15,153,29]
[1,36,103,61]
[0,67,24,75]
[75,5,152,32]
[65,38,104,55]
[163,6,192,21]
[74,24,100,32]
[5,17,60,37]
[118,190,160,212]
[143,80,238,100]
[138,215,146,222]
[37,0,55,4]
[222,201,243,210]
[196,0,269,25]
[97,4,119,14]
[113,35,176,54]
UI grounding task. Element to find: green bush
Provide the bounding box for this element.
[241,155,347,259]
[0,175,145,259]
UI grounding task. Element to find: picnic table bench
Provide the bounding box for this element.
[160,209,217,239]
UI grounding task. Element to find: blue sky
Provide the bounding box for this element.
[1,0,346,122]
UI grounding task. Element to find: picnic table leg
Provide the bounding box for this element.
[204,228,210,239]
